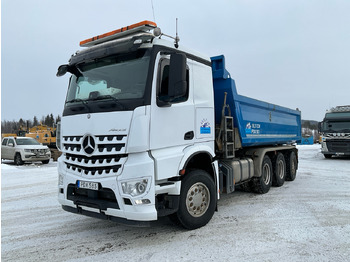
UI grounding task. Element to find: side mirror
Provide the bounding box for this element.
[168,53,187,99]
[56,65,69,77]
[8,143,14,147]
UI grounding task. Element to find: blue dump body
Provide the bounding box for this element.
[211,55,301,147]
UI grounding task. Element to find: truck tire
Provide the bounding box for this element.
[285,151,297,181]
[252,155,272,194]
[42,160,50,164]
[174,169,216,230]
[272,153,286,187]
[14,153,24,166]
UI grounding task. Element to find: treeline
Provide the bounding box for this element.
[302,120,319,130]
[1,114,61,134]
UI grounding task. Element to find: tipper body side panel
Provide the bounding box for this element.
[211,55,301,147]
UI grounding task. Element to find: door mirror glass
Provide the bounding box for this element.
[168,53,187,99]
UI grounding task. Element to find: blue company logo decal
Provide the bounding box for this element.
[200,119,211,134]
[245,122,252,134]
[245,122,261,135]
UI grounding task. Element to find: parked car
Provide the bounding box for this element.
[1,137,51,165]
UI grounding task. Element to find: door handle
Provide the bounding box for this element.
[184,131,194,140]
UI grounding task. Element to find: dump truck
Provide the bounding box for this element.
[319,105,350,158]
[56,20,301,229]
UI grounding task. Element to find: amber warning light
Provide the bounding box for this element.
[79,20,157,47]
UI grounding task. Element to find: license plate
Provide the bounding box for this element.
[77,180,99,191]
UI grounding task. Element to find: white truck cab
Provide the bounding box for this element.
[57,21,218,229]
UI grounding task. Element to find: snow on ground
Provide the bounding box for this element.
[1,145,350,262]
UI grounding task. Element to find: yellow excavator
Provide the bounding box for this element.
[25,124,61,161]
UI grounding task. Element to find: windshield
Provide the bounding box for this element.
[64,49,150,115]
[323,121,350,132]
[16,138,40,145]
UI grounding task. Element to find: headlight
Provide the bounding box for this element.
[121,178,149,197]
[24,149,33,153]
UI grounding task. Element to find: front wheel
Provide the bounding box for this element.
[14,153,24,166]
[174,169,216,230]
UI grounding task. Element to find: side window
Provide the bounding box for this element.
[2,138,8,146]
[8,138,15,146]
[158,58,189,105]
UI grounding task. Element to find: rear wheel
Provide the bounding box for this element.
[251,155,272,194]
[42,160,50,164]
[14,153,24,166]
[286,151,297,181]
[272,153,286,187]
[173,169,216,230]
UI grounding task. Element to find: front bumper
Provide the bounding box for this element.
[321,139,350,156]
[58,152,158,223]
[22,152,51,162]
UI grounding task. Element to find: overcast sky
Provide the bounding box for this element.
[2,0,350,122]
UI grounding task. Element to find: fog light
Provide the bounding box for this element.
[134,199,151,205]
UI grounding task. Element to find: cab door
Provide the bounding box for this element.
[150,53,194,180]
[7,138,17,159]
[2,138,16,159]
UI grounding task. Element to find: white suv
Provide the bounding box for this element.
[1,137,51,165]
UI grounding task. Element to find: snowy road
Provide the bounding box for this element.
[2,145,350,262]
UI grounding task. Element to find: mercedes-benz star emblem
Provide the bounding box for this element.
[82,135,95,155]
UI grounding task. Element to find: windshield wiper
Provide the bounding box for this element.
[66,98,91,112]
[89,95,126,110]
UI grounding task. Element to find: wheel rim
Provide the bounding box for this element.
[262,163,271,185]
[277,160,285,179]
[186,182,210,218]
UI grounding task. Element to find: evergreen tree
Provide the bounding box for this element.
[33,116,39,126]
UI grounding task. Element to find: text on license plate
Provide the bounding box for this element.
[77,181,99,191]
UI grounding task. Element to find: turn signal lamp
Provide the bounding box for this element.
[80,20,157,47]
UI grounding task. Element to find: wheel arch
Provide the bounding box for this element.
[179,145,219,199]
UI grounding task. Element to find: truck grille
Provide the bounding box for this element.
[62,134,128,178]
[325,133,350,138]
[326,139,350,153]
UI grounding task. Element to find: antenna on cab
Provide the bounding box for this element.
[153,18,180,48]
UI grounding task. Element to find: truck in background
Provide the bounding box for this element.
[319,105,350,158]
[56,20,301,229]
